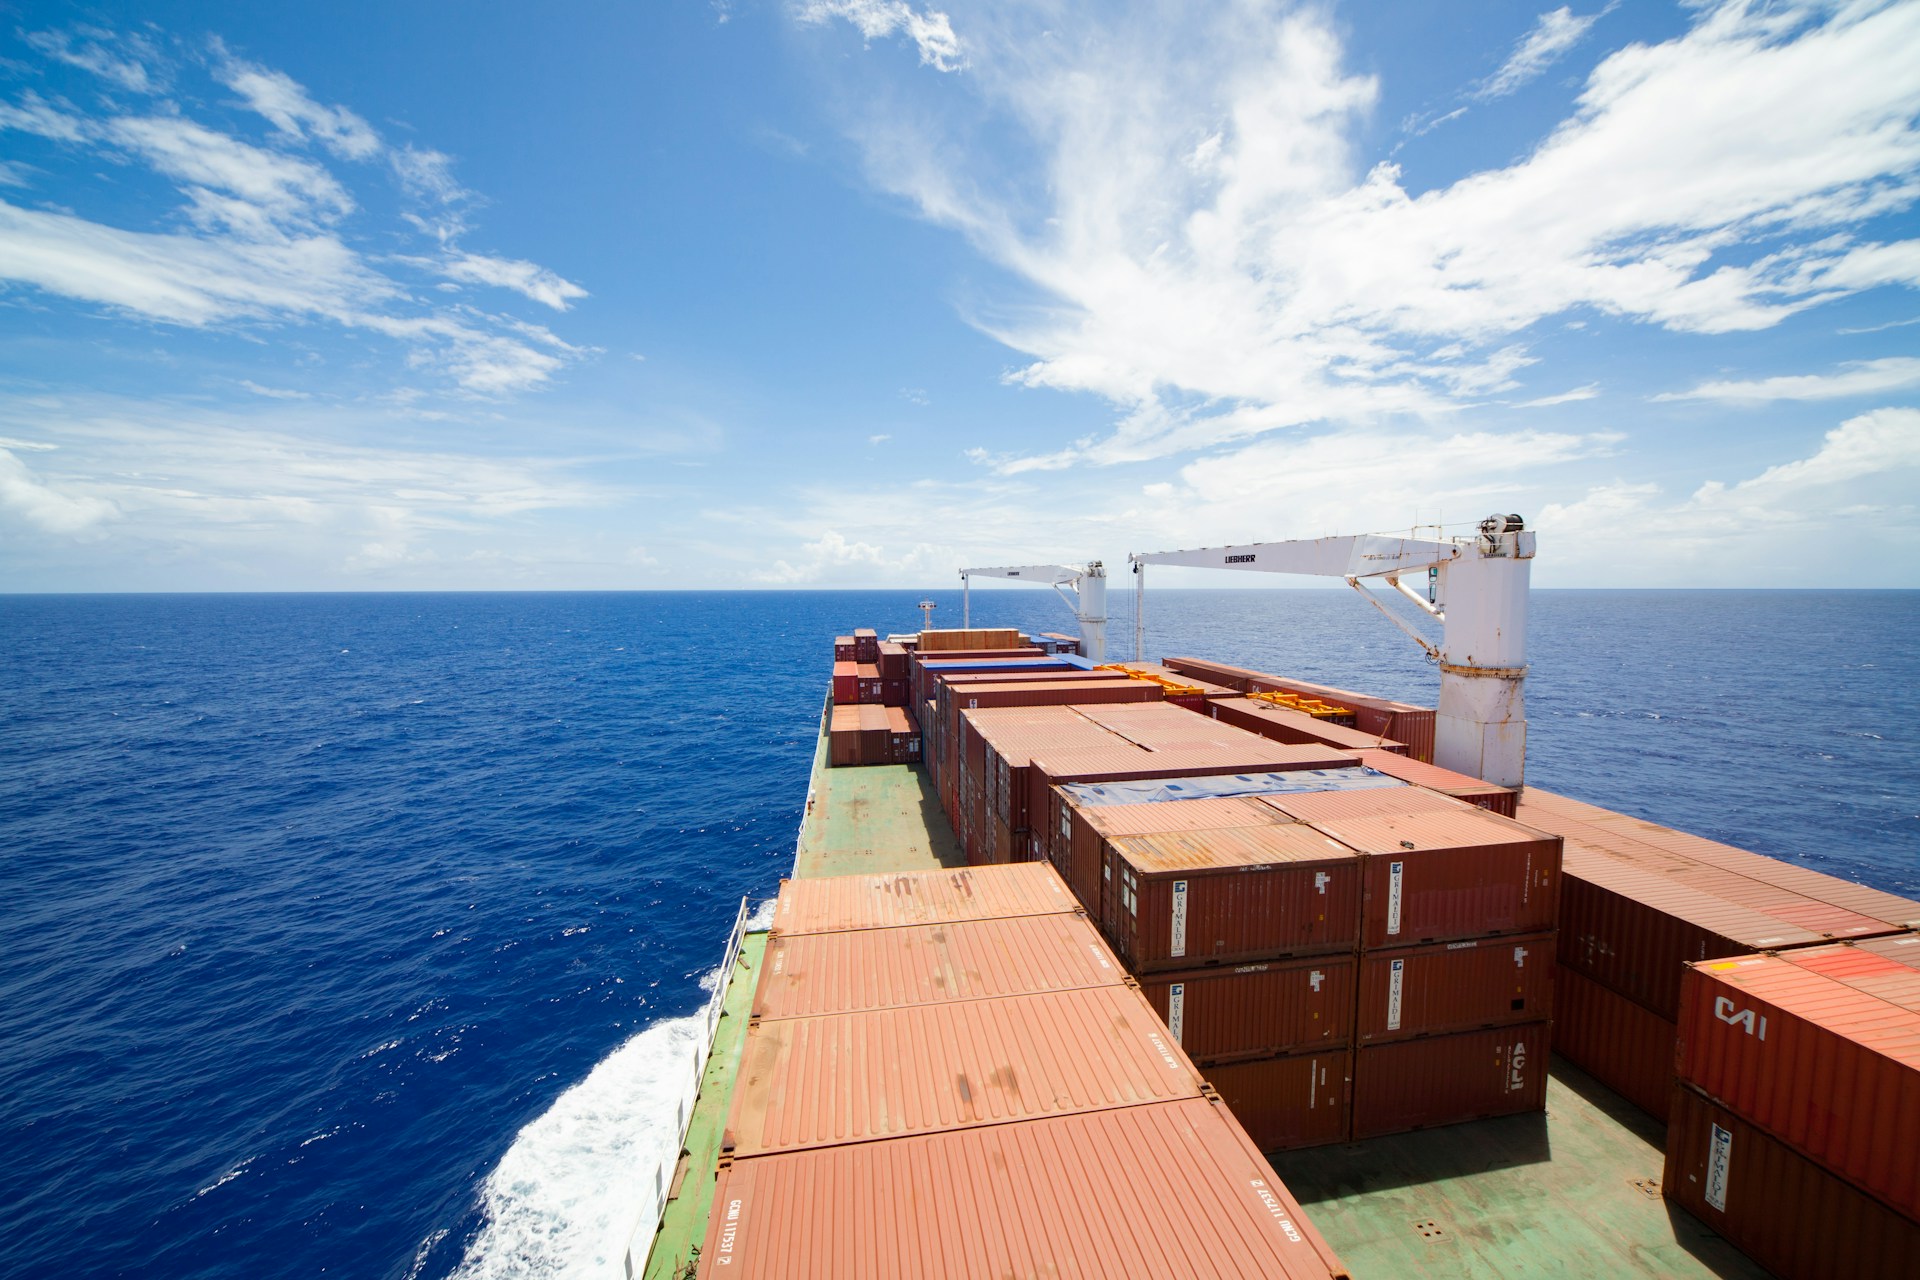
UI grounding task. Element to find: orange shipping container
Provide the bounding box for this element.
[827,704,861,767]
[1205,1049,1354,1152]
[1106,824,1362,971]
[1552,966,1676,1123]
[1209,696,1410,756]
[699,1097,1353,1279]
[1350,1021,1550,1139]
[1052,794,1280,918]
[1664,1083,1920,1280]
[753,912,1126,1020]
[1301,807,1560,949]
[1355,930,1554,1044]
[1138,953,1356,1063]
[1352,748,1516,816]
[771,864,1078,937]
[1676,950,1920,1219]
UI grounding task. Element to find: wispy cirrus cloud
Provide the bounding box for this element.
[0,26,589,395]
[798,0,964,72]
[1472,6,1609,100]
[1653,356,1920,402]
[811,0,1920,472]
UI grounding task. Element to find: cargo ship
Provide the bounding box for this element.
[629,522,1920,1280]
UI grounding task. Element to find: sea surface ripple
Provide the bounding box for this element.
[0,589,1912,1280]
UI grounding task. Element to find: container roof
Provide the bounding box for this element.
[1109,824,1360,874]
[772,864,1078,937]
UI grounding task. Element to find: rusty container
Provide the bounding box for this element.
[830,660,857,705]
[856,704,890,765]
[1300,808,1561,949]
[855,662,884,704]
[1350,1020,1550,1139]
[1053,794,1279,917]
[1105,824,1363,971]
[1356,930,1555,1044]
[827,704,861,768]
[1552,965,1676,1122]
[771,863,1078,937]
[754,912,1126,1020]
[852,626,878,664]
[1210,697,1410,755]
[1205,1049,1354,1152]
[832,635,855,662]
[1676,951,1920,1219]
[1664,1082,1920,1280]
[1264,786,1463,823]
[1352,749,1515,817]
[1137,953,1356,1063]
[884,706,920,764]
[722,984,1205,1158]
[1554,844,1824,1020]
[697,1096,1353,1280]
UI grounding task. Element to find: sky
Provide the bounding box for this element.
[0,0,1916,591]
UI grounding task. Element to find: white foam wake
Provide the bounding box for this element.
[446,995,713,1280]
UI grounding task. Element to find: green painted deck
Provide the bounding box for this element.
[1271,1060,1768,1280]
[638,931,766,1280]
[791,716,963,879]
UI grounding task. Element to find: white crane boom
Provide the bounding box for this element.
[1128,518,1536,789]
[959,561,1110,661]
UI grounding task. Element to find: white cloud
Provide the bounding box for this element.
[1654,356,1920,401]
[868,433,892,444]
[1473,7,1606,100]
[107,115,355,225]
[821,0,1920,471]
[238,380,311,400]
[215,58,382,160]
[433,252,588,311]
[0,446,118,534]
[1515,383,1600,407]
[25,28,158,94]
[798,1,965,72]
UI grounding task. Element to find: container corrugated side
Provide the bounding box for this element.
[754,912,1125,1021]
[1552,966,1676,1122]
[856,703,890,764]
[1302,808,1561,948]
[1355,930,1554,1044]
[827,704,861,767]
[698,1096,1353,1279]
[1353,748,1515,816]
[830,660,857,705]
[1350,1020,1550,1139]
[1205,1049,1354,1152]
[1557,844,1824,1019]
[1676,952,1920,1218]
[1137,953,1356,1063]
[1107,824,1362,970]
[1663,1083,1920,1280]
[772,864,1078,936]
[1209,697,1410,755]
[723,984,1204,1157]
[1053,795,1281,915]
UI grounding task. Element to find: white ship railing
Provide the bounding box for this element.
[621,894,752,1279]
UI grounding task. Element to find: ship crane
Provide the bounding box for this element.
[1128,516,1534,788]
[958,561,1110,662]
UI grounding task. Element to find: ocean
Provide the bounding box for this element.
[1,589,1913,1280]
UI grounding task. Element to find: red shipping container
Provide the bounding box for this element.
[828,704,861,768]
[1264,786,1461,823]
[1209,697,1410,756]
[771,863,1078,937]
[882,678,909,706]
[876,640,908,681]
[1552,966,1676,1123]
[852,626,878,664]
[1356,930,1554,1044]
[1054,795,1279,917]
[1352,749,1515,817]
[1138,954,1355,1063]
[1676,952,1920,1219]
[1664,1083,1920,1280]
[1205,1049,1354,1152]
[856,704,890,765]
[1105,824,1362,971]
[1556,844,1825,1020]
[832,635,855,662]
[831,660,857,705]
[884,706,920,764]
[1158,654,1260,691]
[698,1096,1353,1280]
[855,662,884,704]
[1302,808,1561,949]
[1351,1021,1550,1139]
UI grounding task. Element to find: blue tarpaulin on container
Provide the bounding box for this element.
[1062,767,1406,806]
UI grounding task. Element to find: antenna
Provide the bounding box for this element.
[917,599,937,630]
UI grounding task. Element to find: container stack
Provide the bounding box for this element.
[702,863,1354,1280]
[1161,655,1438,763]
[1516,787,1920,1122]
[1663,939,1920,1279]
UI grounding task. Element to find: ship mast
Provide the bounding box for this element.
[958,561,1110,661]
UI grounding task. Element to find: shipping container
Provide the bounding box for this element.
[771,863,1078,936]
[876,640,908,681]
[832,635,855,662]
[1052,794,1280,915]
[914,627,1026,652]
[855,662,884,704]
[1205,1049,1354,1152]
[1060,766,1401,808]
[723,984,1204,1157]
[884,706,920,764]
[1105,823,1363,971]
[1555,844,1826,1020]
[856,704,890,765]
[1352,748,1516,816]
[1664,1083,1920,1280]
[1552,966,1676,1122]
[852,626,878,664]
[1264,785,1465,823]
[1210,696,1411,755]
[1350,1021,1551,1138]
[1676,952,1919,1219]
[830,660,857,705]
[1300,807,1561,948]
[1356,930,1554,1044]
[698,1097,1354,1279]
[881,678,909,706]
[827,704,861,767]
[1157,654,1260,692]
[1138,953,1356,1063]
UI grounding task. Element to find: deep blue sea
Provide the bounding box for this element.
[2,590,1914,1280]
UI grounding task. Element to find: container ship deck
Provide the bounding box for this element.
[640,712,1776,1280]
